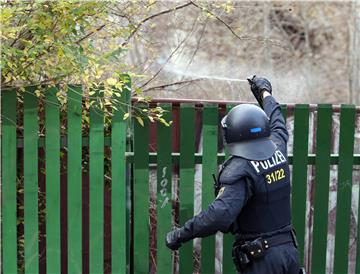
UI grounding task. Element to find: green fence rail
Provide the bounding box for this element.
[1,86,360,274]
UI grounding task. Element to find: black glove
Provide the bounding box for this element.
[247,75,272,108]
[165,228,182,250]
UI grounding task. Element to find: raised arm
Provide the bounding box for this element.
[263,92,289,152]
[247,76,288,153]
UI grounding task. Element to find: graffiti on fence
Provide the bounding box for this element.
[159,166,170,209]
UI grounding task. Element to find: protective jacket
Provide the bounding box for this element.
[179,95,291,243]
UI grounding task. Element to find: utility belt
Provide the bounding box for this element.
[232,229,300,272]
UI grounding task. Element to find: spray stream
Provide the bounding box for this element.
[163,64,248,83]
[188,74,248,83]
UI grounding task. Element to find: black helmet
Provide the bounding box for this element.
[221,104,276,160]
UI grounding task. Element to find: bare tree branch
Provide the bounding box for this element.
[138,14,198,89]
[120,1,193,47]
[182,17,208,80]
[189,0,291,51]
[141,78,204,93]
[270,10,296,53]
[76,24,106,44]
[138,37,187,89]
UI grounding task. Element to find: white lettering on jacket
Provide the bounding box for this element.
[250,150,287,174]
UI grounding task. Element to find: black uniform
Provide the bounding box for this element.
[178,96,300,274]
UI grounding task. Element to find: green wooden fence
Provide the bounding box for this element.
[2,86,360,274]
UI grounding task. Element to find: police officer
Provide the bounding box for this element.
[165,76,301,274]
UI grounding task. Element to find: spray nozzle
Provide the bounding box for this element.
[247,75,256,84]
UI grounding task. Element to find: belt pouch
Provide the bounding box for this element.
[232,244,251,272]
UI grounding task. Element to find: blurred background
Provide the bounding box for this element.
[119,0,360,104]
[2,1,359,104]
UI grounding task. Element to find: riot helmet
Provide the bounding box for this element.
[221,104,276,160]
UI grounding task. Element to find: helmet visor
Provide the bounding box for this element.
[227,137,277,160]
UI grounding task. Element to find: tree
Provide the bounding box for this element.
[0,0,169,122]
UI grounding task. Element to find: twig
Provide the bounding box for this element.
[270,10,296,53]
[190,0,291,51]
[141,78,204,93]
[182,17,208,80]
[138,26,193,89]
[120,1,192,47]
[1,73,68,90]
[76,24,106,44]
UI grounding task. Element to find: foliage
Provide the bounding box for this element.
[2,1,106,87]
[0,0,165,124]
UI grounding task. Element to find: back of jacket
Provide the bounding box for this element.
[233,150,291,234]
[232,96,291,235]
[178,95,292,242]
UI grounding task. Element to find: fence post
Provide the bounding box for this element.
[89,87,105,273]
[222,104,237,274]
[23,87,39,273]
[67,85,83,273]
[179,104,196,274]
[201,105,218,273]
[45,86,61,273]
[156,104,173,273]
[2,90,18,273]
[333,105,356,273]
[111,76,131,273]
[311,104,332,274]
[133,104,150,274]
[291,104,310,263]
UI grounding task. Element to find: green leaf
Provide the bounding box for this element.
[102,46,128,63]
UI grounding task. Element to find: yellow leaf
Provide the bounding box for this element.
[106,78,117,85]
[123,112,129,120]
[136,116,144,126]
[159,117,170,127]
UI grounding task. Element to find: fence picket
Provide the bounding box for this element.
[67,85,83,273]
[45,87,61,273]
[89,88,105,273]
[111,81,131,273]
[4,90,360,274]
[291,104,310,263]
[222,104,237,274]
[333,105,356,273]
[179,104,196,274]
[133,109,150,274]
[156,104,173,274]
[2,90,18,273]
[311,105,332,274]
[23,87,39,273]
[201,105,218,273]
[281,104,288,122]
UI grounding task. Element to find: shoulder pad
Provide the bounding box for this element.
[219,157,248,185]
